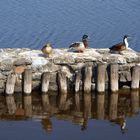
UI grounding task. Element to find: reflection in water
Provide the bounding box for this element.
[81,93,92,130]
[23,95,32,117]
[75,93,80,112]
[41,94,50,112]
[131,90,139,115]
[6,95,16,115]
[109,93,118,120]
[97,93,105,120]
[41,117,53,133]
[0,90,140,133]
[58,93,67,110]
[58,92,72,111]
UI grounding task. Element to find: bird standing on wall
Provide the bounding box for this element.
[41,43,53,58]
[69,34,89,53]
[109,35,131,54]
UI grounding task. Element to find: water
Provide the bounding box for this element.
[0,0,139,51]
[0,90,140,140]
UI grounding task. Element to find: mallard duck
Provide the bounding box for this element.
[41,43,53,57]
[69,34,89,53]
[109,35,130,54]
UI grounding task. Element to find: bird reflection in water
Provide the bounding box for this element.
[41,117,53,133]
[0,89,140,133]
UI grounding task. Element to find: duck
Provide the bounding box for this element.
[109,35,130,54]
[41,43,53,57]
[69,34,89,53]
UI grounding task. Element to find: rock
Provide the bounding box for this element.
[75,58,85,63]
[45,61,60,72]
[119,71,131,82]
[96,48,110,54]
[0,80,5,89]
[32,73,42,80]
[53,56,75,64]
[103,54,127,64]
[70,63,86,71]
[126,56,140,63]
[0,73,7,80]
[119,64,135,71]
[14,58,32,66]
[0,59,14,71]
[119,73,126,82]
[1,70,13,76]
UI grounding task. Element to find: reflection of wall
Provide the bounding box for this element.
[0,90,139,131]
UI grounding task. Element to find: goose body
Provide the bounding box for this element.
[109,35,129,53]
[41,43,53,57]
[69,35,89,53]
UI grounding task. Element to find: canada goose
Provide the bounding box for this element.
[109,35,130,54]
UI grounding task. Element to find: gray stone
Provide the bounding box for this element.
[0,80,5,89]
[46,62,60,72]
[75,58,85,63]
[103,55,127,64]
[119,71,131,82]
[53,56,75,64]
[0,73,7,80]
[0,59,14,71]
[119,64,134,71]
[126,57,140,63]
[119,73,126,82]
[70,63,86,71]
[126,71,131,81]
[32,73,42,81]
[14,58,32,66]
[1,70,13,76]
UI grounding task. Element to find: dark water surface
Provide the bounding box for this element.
[0,0,139,51]
[0,90,140,140]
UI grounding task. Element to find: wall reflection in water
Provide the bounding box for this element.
[0,90,139,133]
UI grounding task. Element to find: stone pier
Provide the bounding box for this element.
[0,48,140,93]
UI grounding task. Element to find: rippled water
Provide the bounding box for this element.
[0,0,140,51]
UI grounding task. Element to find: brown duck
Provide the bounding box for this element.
[109,35,130,54]
[41,43,53,57]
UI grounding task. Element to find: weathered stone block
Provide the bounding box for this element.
[0,59,14,71]
[119,71,131,82]
[32,73,42,80]
[0,73,7,80]
[53,56,75,64]
[14,58,32,66]
[0,80,5,89]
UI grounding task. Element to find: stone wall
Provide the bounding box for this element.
[0,48,140,93]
